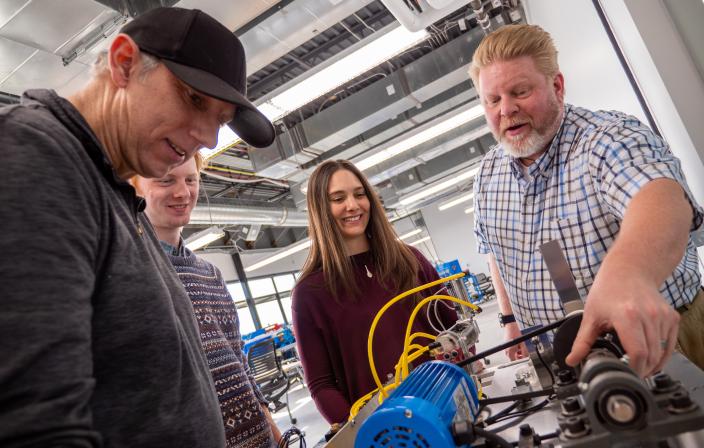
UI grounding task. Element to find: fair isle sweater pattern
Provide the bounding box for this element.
[167,245,274,448]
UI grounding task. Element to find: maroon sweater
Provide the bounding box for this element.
[291,247,457,424]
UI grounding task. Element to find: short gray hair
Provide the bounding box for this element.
[92,49,161,80]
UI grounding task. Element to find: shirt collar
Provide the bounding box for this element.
[159,237,187,257]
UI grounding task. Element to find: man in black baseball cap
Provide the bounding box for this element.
[121,7,275,148]
[0,7,275,447]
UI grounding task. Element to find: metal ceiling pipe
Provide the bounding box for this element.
[469,0,493,34]
[190,204,308,227]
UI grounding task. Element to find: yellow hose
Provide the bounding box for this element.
[367,273,464,399]
[399,294,478,379]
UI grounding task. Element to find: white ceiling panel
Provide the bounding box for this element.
[0,0,30,29]
[176,0,282,32]
[0,35,36,82]
[0,0,110,54]
[1,48,87,94]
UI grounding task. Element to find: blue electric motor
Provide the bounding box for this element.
[355,361,480,448]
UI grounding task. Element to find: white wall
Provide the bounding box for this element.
[523,0,648,121]
[600,0,704,205]
[421,201,489,275]
[198,252,239,281]
[602,0,704,264]
[198,248,309,282]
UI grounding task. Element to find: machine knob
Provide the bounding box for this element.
[605,394,637,424]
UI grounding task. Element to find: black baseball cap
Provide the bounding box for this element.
[120,7,275,148]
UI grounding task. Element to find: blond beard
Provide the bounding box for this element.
[498,98,563,159]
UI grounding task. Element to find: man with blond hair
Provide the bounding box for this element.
[132,153,281,447]
[0,7,274,447]
[469,24,704,376]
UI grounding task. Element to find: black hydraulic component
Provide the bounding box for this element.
[556,350,704,447]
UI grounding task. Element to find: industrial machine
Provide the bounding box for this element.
[323,242,704,447]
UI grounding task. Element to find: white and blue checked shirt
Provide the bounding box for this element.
[474,104,703,329]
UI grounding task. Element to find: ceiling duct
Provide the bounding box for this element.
[190,204,308,227]
[247,26,484,179]
[377,131,493,208]
[239,0,376,75]
[92,0,180,17]
[380,0,471,31]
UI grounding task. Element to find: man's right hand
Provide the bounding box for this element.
[504,322,528,360]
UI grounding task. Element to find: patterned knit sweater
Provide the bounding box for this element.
[163,241,275,448]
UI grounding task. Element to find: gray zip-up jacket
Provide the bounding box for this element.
[0,90,225,447]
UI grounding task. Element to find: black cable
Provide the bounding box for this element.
[486,411,531,436]
[478,389,553,406]
[487,398,551,425]
[456,317,568,368]
[482,401,518,426]
[277,426,306,448]
[534,346,555,386]
[472,426,513,448]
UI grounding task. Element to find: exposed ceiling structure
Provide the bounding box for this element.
[0,0,525,253]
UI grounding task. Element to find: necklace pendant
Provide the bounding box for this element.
[365,264,373,278]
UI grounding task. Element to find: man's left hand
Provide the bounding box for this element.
[565,268,680,377]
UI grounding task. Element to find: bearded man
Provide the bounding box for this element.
[470,24,704,377]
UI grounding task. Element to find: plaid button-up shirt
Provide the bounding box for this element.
[474,104,703,328]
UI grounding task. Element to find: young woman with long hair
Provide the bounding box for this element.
[291,160,457,424]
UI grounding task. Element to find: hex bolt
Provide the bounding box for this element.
[565,416,587,437]
[670,391,693,410]
[557,369,575,385]
[653,373,675,391]
[562,397,582,415]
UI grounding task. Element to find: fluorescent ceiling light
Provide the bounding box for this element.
[464,206,475,215]
[200,126,240,161]
[245,239,312,273]
[185,225,225,251]
[260,26,428,120]
[438,192,474,211]
[398,229,422,240]
[355,105,484,171]
[409,236,431,246]
[400,166,481,206]
[206,26,428,156]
